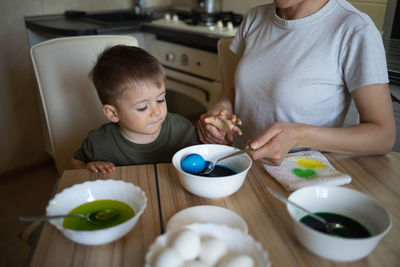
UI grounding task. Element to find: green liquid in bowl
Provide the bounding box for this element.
[62,200,135,231]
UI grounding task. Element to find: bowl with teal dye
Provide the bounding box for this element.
[287,185,391,262]
[172,144,252,198]
[46,179,147,245]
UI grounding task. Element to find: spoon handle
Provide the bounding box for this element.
[19,214,83,222]
[266,187,328,225]
[216,147,253,163]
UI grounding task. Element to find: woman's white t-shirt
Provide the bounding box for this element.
[230,0,388,147]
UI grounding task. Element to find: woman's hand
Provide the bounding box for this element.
[197,109,230,144]
[248,122,301,166]
[197,83,236,144]
[87,161,116,173]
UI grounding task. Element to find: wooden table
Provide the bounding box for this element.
[29,153,400,267]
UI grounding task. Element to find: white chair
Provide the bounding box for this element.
[217,36,240,91]
[31,35,138,175]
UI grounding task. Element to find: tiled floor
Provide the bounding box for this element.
[0,160,58,267]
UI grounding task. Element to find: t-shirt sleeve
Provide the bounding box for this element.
[73,138,94,163]
[230,7,256,57]
[341,24,389,92]
[169,113,201,146]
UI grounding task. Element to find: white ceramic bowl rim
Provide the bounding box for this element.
[287,185,392,239]
[172,144,252,180]
[166,205,248,233]
[46,179,147,234]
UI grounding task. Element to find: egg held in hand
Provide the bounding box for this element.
[181,154,206,174]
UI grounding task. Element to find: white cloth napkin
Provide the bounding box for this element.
[263,151,351,191]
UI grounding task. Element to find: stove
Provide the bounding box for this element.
[150,11,242,38]
[146,10,243,124]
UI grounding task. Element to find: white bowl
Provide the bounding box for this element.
[287,185,391,262]
[145,223,271,267]
[166,205,248,233]
[172,144,252,198]
[46,179,147,246]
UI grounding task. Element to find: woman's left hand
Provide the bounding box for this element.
[247,122,301,166]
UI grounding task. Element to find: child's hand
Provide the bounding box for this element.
[204,109,243,136]
[87,161,116,173]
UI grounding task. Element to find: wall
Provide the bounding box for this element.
[0,0,169,176]
[222,0,272,14]
[221,0,387,31]
[349,0,387,31]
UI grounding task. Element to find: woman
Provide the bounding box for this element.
[197,0,395,166]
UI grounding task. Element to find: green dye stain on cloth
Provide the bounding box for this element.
[292,168,317,179]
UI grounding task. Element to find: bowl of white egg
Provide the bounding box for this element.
[145,223,271,267]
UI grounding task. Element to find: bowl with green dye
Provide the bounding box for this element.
[287,185,391,262]
[46,179,147,245]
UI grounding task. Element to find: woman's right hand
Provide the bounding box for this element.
[197,109,232,144]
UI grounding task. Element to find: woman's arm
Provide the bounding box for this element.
[197,81,236,144]
[249,83,396,165]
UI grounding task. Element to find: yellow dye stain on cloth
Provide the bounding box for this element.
[296,158,327,169]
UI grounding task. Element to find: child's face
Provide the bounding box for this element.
[113,82,167,143]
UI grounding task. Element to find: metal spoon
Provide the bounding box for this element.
[200,147,253,175]
[19,209,120,225]
[266,187,344,234]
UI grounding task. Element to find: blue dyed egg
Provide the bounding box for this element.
[181,153,206,174]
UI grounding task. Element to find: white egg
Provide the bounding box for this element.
[217,253,255,267]
[198,236,228,266]
[183,259,210,267]
[153,247,184,267]
[170,229,201,260]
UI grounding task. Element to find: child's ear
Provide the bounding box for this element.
[103,105,119,123]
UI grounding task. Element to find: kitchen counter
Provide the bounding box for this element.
[24,9,400,85]
[24,11,154,36]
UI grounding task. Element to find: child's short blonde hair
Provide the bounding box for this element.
[90,45,165,105]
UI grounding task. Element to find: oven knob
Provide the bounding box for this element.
[227,21,234,30]
[165,13,171,21]
[217,20,224,29]
[173,14,179,22]
[181,54,189,66]
[166,52,175,62]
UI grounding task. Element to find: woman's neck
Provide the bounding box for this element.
[276,0,329,20]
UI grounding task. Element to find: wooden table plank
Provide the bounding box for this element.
[156,153,400,267]
[156,163,301,266]
[29,165,161,267]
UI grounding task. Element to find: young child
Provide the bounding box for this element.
[72,45,202,173]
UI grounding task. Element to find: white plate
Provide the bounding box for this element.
[166,205,248,233]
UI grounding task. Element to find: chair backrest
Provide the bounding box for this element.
[217,36,240,91]
[31,35,138,174]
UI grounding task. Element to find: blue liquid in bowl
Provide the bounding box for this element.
[200,165,237,177]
